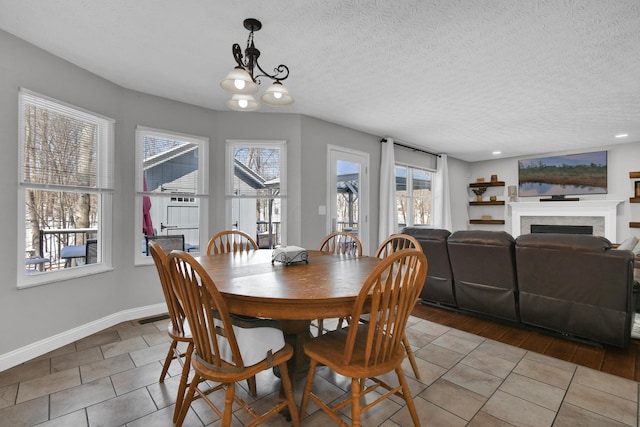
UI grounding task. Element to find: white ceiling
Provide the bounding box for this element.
[1,0,639,162]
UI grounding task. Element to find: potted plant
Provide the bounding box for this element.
[472,186,487,202]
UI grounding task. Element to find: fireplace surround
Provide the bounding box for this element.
[508,200,622,242]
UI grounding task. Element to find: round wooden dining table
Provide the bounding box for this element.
[194,249,381,378]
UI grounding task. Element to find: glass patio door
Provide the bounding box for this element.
[327,145,369,254]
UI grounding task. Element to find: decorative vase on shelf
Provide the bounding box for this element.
[472,186,487,202]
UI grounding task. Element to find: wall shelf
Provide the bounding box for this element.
[469,201,505,206]
[469,181,505,188]
[630,222,640,228]
[470,219,505,225]
[630,172,640,179]
[468,181,506,225]
[630,172,640,228]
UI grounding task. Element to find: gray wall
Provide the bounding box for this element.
[0,29,386,359]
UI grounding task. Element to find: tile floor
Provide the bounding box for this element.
[1,315,639,426]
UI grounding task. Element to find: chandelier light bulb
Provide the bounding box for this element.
[226,94,259,111]
[234,79,246,90]
[220,67,258,94]
[273,92,283,99]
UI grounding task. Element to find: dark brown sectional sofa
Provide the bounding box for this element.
[401,227,637,348]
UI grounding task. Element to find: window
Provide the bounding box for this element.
[395,165,434,227]
[135,127,208,265]
[226,140,286,248]
[18,89,114,287]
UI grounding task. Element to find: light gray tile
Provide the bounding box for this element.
[86,387,156,427]
[416,343,465,369]
[126,404,204,427]
[554,402,629,427]
[420,378,486,421]
[110,361,163,395]
[142,330,172,347]
[431,332,481,355]
[564,382,637,426]
[461,349,517,379]
[101,336,148,359]
[49,377,115,419]
[16,367,81,403]
[442,363,502,397]
[117,323,164,340]
[129,342,170,367]
[75,330,120,351]
[391,395,467,427]
[468,410,518,426]
[34,410,88,427]
[51,347,104,372]
[499,373,565,411]
[513,356,574,389]
[0,395,49,426]
[572,366,639,402]
[0,358,50,388]
[402,356,447,385]
[482,390,556,427]
[0,383,18,409]
[79,353,135,384]
[475,339,527,363]
[408,319,451,337]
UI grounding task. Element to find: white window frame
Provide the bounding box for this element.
[134,126,209,266]
[396,163,435,228]
[17,88,114,288]
[225,140,287,245]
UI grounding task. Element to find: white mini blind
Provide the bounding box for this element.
[19,89,114,191]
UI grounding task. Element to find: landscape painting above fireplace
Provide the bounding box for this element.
[518,151,607,197]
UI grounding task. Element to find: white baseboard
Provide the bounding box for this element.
[0,303,167,372]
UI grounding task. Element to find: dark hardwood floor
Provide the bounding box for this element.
[411,302,640,382]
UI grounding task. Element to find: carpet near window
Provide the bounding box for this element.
[411,302,640,382]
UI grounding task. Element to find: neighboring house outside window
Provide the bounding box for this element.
[395,165,434,228]
[226,140,286,248]
[134,127,208,265]
[18,89,114,288]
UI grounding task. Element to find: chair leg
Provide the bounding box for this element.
[173,342,193,422]
[278,360,300,427]
[351,377,362,427]
[246,375,257,397]
[299,359,319,420]
[175,372,200,427]
[159,340,178,382]
[402,334,421,379]
[222,382,236,427]
[317,319,324,335]
[396,367,421,427]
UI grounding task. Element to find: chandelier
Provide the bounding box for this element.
[220,18,293,111]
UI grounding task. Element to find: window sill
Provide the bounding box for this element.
[18,264,114,290]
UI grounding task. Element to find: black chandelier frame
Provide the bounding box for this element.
[231,18,290,85]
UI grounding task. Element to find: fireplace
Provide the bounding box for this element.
[508,200,622,242]
[530,224,593,235]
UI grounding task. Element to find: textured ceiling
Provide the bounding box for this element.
[1,0,639,162]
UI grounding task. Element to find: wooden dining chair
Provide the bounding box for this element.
[299,249,427,427]
[319,231,362,256]
[206,229,258,255]
[374,234,423,379]
[167,250,300,427]
[315,231,363,335]
[205,229,261,396]
[148,241,193,422]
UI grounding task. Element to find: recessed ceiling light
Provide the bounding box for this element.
[615,133,629,138]
[492,151,502,155]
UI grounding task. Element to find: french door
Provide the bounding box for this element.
[327,145,369,254]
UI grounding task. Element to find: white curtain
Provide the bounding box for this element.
[433,154,452,230]
[378,139,397,244]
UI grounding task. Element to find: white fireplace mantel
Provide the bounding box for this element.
[508,200,622,242]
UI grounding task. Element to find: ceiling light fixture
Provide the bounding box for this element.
[615,133,629,138]
[220,18,293,111]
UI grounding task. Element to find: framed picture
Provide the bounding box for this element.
[635,181,640,198]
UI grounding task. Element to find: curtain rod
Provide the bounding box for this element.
[380,138,441,158]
